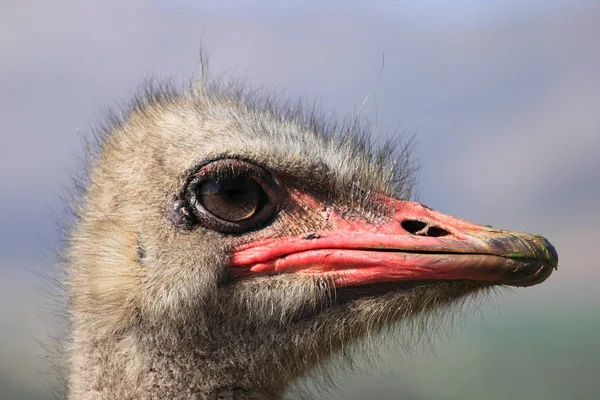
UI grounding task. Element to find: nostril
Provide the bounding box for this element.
[401,220,450,237]
[401,220,427,234]
[426,226,450,237]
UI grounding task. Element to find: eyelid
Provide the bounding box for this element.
[171,158,283,234]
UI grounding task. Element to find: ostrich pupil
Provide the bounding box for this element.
[198,176,265,222]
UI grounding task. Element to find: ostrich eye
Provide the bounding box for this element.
[197,176,266,222]
[178,159,281,233]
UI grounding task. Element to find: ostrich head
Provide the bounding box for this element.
[66,74,558,399]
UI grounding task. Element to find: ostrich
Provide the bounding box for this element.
[62,67,558,399]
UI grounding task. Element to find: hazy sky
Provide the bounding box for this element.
[1,1,599,399]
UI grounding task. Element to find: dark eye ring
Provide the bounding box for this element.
[173,159,281,233]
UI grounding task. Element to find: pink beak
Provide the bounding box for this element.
[231,192,558,288]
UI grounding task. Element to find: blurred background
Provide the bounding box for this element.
[1,1,599,399]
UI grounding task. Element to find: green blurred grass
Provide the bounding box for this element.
[405,308,599,400]
[316,304,600,400]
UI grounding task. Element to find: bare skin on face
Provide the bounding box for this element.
[63,68,558,399]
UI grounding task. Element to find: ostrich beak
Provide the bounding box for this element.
[231,193,558,288]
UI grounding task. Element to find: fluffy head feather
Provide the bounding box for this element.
[63,66,501,399]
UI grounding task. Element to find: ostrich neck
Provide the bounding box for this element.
[68,323,284,400]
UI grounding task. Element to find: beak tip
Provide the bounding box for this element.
[535,234,559,271]
[526,234,559,285]
[497,232,559,287]
[546,240,559,269]
[532,233,559,263]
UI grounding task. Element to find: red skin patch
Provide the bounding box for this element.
[230,192,557,288]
